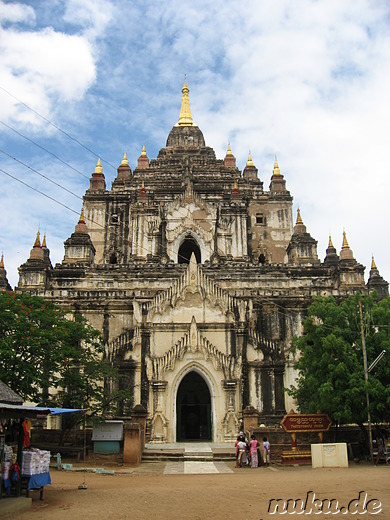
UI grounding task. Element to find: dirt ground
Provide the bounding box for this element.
[11,459,390,519]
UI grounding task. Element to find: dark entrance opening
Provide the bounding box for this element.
[178,236,201,264]
[176,371,211,441]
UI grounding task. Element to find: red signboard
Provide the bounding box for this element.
[281,413,332,433]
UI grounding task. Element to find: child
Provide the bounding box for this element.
[263,436,270,467]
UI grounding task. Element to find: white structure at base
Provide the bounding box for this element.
[311,443,348,468]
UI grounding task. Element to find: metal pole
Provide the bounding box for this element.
[358,298,373,464]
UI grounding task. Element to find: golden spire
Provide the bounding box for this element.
[0,253,3,269]
[233,179,238,194]
[33,230,41,248]
[94,156,103,174]
[328,235,334,248]
[342,230,350,249]
[121,150,129,166]
[296,208,303,225]
[246,151,254,167]
[226,143,233,156]
[177,76,194,126]
[79,207,85,224]
[371,256,377,269]
[42,234,47,248]
[273,157,281,176]
[141,144,147,157]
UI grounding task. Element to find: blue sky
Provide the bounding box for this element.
[0,0,389,288]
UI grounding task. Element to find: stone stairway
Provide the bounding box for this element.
[142,442,235,463]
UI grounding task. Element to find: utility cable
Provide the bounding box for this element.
[0,120,90,180]
[0,149,83,201]
[0,84,116,171]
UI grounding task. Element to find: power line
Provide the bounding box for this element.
[0,167,80,216]
[0,149,83,201]
[0,84,117,171]
[0,120,90,180]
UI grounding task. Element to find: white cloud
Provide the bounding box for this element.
[0,0,35,25]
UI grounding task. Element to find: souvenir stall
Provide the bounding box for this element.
[0,404,84,499]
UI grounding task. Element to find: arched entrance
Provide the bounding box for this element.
[176,371,211,441]
[178,235,201,264]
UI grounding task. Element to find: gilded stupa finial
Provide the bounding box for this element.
[141,144,147,157]
[246,151,254,167]
[371,255,377,270]
[33,230,41,248]
[94,156,103,174]
[226,143,233,156]
[79,208,85,224]
[273,157,281,176]
[342,230,350,249]
[177,76,194,126]
[0,253,4,269]
[121,150,129,166]
[140,180,146,194]
[296,208,303,225]
[328,235,334,248]
[233,179,238,194]
[42,234,47,248]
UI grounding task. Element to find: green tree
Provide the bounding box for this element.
[0,291,131,421]
[288,294,390,427]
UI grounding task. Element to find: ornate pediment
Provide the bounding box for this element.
[146,316,240,380]
[144,255,238,323]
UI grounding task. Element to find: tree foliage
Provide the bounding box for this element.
[0,291,131,420]
[288,294,390,426]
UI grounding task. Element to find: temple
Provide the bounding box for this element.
[13,80,388,442]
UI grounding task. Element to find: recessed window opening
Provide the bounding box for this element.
[178,235,201,264]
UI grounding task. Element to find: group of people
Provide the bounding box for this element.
[235,432,270,468]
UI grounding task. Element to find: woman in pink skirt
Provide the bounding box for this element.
[249,434,259,468]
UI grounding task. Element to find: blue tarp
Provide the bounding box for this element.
[0,403,85,416]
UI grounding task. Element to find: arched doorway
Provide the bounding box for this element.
[176,371,211,441]
[178,235,201,264]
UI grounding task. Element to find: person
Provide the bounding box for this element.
[249,434,259,468]
[375,434,389,466]
[236,434,248,468]
[263,436,270,467]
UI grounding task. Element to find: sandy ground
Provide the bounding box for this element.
[11,459,390,520]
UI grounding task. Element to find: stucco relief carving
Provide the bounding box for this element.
[146,317,239,381]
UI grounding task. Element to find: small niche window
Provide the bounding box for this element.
[109,253,117,265]
[256,213,265,225]
[111,214,119,224]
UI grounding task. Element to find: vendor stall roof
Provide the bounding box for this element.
[0,403,85,419]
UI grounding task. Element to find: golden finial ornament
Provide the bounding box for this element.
[42,234,47,248]
[342,230,350,249]
[296,208,303,225]
[328,235,334,248]
[141,144,147,157]
[226,143,233,156]
[121,150,129,166]
[273,157,281,176]
[0,253,4,269]
[140,180,146,194]
[94,156,103,174]
[233,179,238,194]
[246,151,254,167]
[177,76,194,126]
[33,230,41,248]
[371,256,377,270]
[79,208,85,224]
